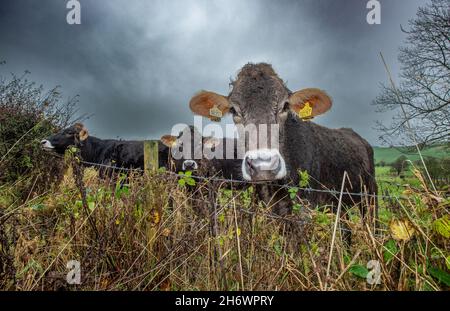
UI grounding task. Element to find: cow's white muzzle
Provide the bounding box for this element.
[41,140,55,150]
[182,160,198,171]
[242,148,286,181]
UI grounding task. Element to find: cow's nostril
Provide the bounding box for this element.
[246,157,253,169]
[182,160,198,171]
[271,154,280,167]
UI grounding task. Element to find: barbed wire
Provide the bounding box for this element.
[45,152,416,239]
[47,152,418,201]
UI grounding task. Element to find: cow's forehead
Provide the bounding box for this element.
[230,76,288,106]
[58,125,82,134]
[63,126,76,133]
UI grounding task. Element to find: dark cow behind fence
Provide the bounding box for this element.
[160,125,245,217]
[188,63,378,220]
[160,125,242,181]
[41,124,242,182]
[41,123,169,177]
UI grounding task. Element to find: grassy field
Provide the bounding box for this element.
[373,144,449,165]
[0,153,449,291]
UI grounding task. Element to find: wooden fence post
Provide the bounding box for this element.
[144,140,159,173]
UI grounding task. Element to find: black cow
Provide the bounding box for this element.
[188,63,378,220]
[160,125,246,217]
[41,124,242,182]
[41,123,169,175]
[160,125,243,181]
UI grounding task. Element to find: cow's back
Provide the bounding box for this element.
[112,141,145,169]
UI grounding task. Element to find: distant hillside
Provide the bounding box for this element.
[373,144,449,164]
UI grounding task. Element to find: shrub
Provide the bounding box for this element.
[0,69,77,199]
[390,155,408,176]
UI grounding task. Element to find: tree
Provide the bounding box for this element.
[419,157,450,179]
[391,155,409,176]
[374,0,450,146]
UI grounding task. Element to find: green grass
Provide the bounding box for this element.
[375,166,421,199]
[373,144,449,165]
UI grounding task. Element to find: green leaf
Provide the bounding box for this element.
[178,179,186,186]
[343,254,351,265]
[88,201,95,211]
[186,177,196,186]
[446,256,450,271]
[218,213,225,223]
[316,212,330,226]
[184,171,192,177]
[428,266,450,286]
[292,203,301,212]
[31,203,45,211]
[273,241,282,256]
[289,187,298,200]
[433,216,450,238]
[121,186,130,196]
[383,239,398,263]
[298,170,309,188]
[69,146,78,153]
[378,208,393,224]
[349,265,369,279]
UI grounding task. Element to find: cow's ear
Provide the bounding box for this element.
[160,135,177,147]
[79,127,89,141]
[289,88,332,120]
[189,91,230,121]
[74,123,84,131]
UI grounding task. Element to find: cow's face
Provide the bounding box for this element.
[160,126,220,173]
[41,123,89,154]
[189,63,332,181]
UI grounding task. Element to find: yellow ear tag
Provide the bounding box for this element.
[299,102,313,120]
[209,105,222,122]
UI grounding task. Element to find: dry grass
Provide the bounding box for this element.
[0,161,449,291]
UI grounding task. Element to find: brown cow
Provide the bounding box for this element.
[188,63,378,222]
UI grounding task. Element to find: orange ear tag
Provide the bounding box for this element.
[209,105,222,122]
[299,102,313,120]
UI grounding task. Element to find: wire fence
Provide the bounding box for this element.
[68,156,388,237]
[48,152,415,201]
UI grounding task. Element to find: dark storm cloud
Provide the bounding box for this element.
[0,0,427,144]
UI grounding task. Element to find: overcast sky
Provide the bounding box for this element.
[0,0,428,145]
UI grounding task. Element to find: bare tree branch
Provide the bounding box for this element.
[374,0,450,146]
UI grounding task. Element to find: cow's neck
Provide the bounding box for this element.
[280,114,317,178]
[79,136,103,162]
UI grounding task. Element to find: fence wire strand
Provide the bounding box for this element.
[48,152,414,201]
